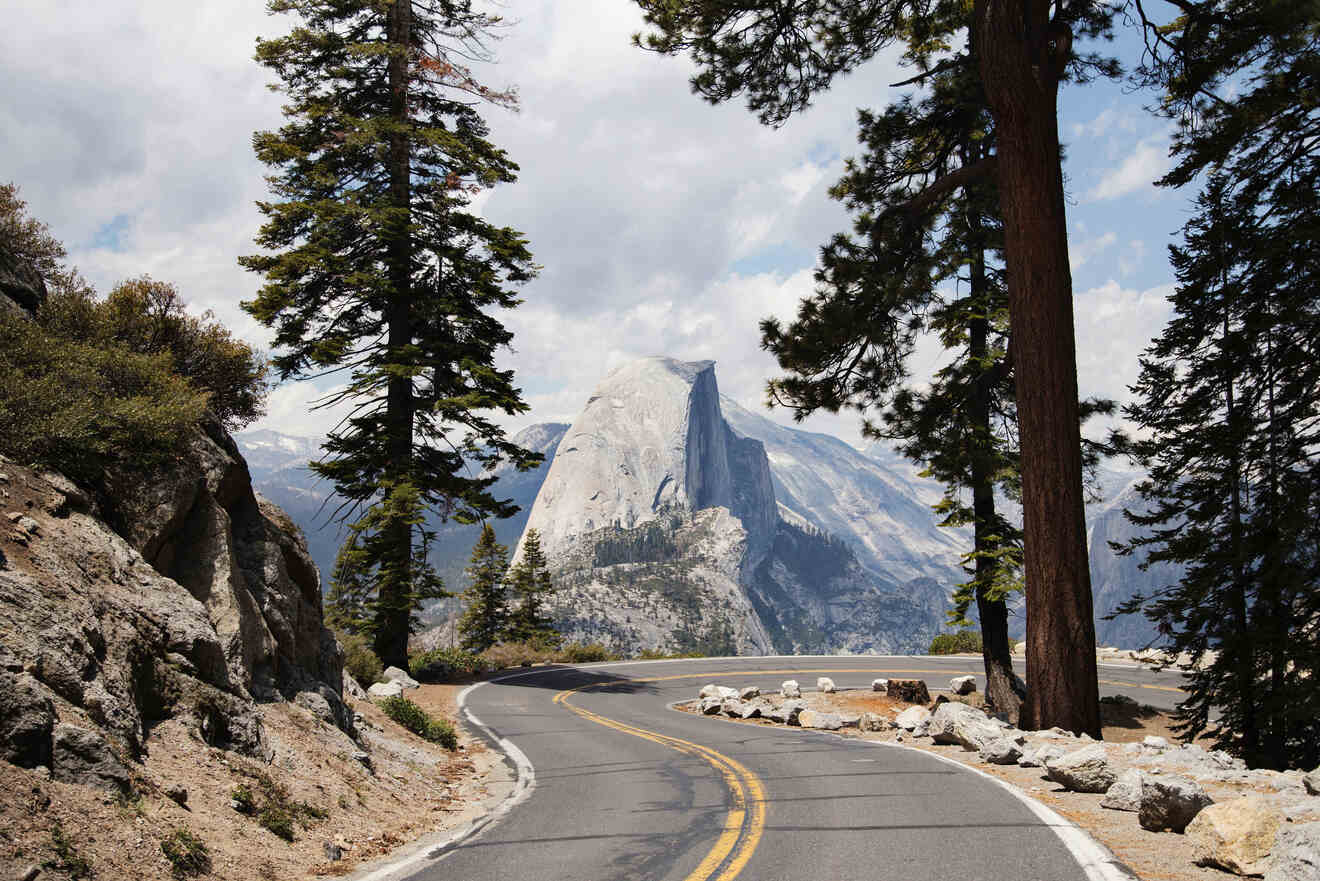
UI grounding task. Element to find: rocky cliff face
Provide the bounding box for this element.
[519,357,947,655]
[0,420,347,789]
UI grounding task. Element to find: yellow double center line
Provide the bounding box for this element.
[553,680,765,881]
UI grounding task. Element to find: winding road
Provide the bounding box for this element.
[392,656,1187,881]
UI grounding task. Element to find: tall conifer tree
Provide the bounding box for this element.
[638,0,1117,732]
[242,0,541,667]
[506,529,561,649]
[457,524,510,653]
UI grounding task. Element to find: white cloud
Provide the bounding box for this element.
[1069,230,1118,269]
[1084,137,1173,202]
[1073,279,1175,418]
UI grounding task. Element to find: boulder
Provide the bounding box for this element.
[1264,822,1320,881]
[0,671,55,768]
[165,783,189,807]
[781,680,801,699]
[1018,744,1065,769]
[872,678,888,692]
[1045,745,1116,793]
[0,240,47,316]
[1304,767,1320,796]
[50,724,131,793]
[721,699,744,717]
[736,702,763,719]
[887,679,931,704]
[779,699,809,726]
[1186,796,1281,876]
[929,702,1003,752]
[295,689,336,725]
[1142,735,1170,751]
[859,712,890,732]
[739,686,760,701]
[382,666,420,689]
[980,736,1024,765]
[700,697,723,715]
[816,677,836,694]
[894,705,931,731]
[367,680,404,700]
[950,675,977,695]
[699,684,721,699]
[343,671,367,700]
[1138,775,1213,832]
[798,710,845,731]
[1100,768,1145,812]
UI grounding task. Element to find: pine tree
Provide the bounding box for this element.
[325,531,372,635]
[640,0,1118,733]
[241,0,541,668]
[457,524,510,654]
[1114,3,1320,769]
[506,529,561,649]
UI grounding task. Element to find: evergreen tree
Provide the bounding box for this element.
[506,529,561,648]
[639,0,1118,732]
[1114,3,1320,769]
[457,524,510,653]
[242,0,541,668]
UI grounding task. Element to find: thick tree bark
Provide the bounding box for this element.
[974,0,1100,736]
[376,0,416,670]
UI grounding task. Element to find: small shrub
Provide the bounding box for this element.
[258,805,295,842]
[409,646,487,682]
[160,828,211,877]
[635,648,704,660]
[481,641,551,670]
[929,629,983,655]
[43,823,92,879]
[338,630,383,685]
[557,642,620,663]
[377,696,458,750]
[230,783,256,814]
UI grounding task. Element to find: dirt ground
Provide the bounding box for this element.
[0,683,498,881]
[682,687,1315,881]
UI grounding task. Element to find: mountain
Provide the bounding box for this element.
[236,360,1176,652]
[515,357,951,654]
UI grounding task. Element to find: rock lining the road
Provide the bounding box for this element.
[681,677,1316,879]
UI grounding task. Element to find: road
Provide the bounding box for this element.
[409,656,1186,881]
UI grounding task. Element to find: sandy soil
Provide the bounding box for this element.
[681,687,1316,881]
[0,683,499,881]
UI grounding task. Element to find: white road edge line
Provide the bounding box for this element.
[352,676,536,881]
[878,741,1142,881]
[670,700,1140,881]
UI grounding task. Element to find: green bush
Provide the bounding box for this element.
[229,768,325,842]
[635,648,704,660]
[557,642,620,664]
[929,629,984,655]
[0,313,208,483]
[43,823,92,880]
[338,629,383,685]
[409,646,488,681]
[161,827,211,877]
[258,805,295,842]
[377,695,458,749]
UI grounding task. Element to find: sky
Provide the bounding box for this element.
[1,1,1187,451]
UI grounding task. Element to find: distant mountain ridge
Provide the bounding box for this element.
[237,364,1171,651]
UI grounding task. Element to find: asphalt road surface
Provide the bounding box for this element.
[411,656,1186,881]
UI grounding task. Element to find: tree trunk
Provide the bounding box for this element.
[376,0,416,670]
[974,0,1100,736]
[966,192,1024,722]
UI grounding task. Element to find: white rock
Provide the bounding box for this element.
[1045,745,1117,793]
[699,697,723,715]
[950,675,977,695]
[367,680,404,699]
[739,686,760,700]
[980,736,1024,765]
[929,702,1002,753]
[816,677,836,694]
[1264,822,1320,881]
[1101,768,1145,812]
[872,678,888,692]
[382,666,420,689]
[699,684,721,699]
[798,710,845,730]
[715,686,739,700]
[1305,767,1320,796]
[1018,744,1065,769]
[1187,796,1282,876]
[894,706,931,731]
[781,680,802,698]
[1142,735,1170,750]
[1138,775,1214,832]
